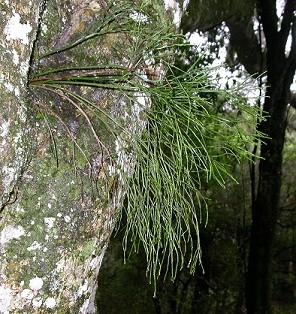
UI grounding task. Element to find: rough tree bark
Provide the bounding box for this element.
[0,0,149,313]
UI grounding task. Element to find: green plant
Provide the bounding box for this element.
[29,1,263,290]
[122,62,263,286]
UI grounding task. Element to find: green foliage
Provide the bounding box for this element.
[122,61,262,286]
[29,0,262,290]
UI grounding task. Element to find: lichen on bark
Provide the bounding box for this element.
[0,0,38,213]
[0,0,152,313]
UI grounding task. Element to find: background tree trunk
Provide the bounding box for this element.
[247,85,288,314]
[246,1,296,313]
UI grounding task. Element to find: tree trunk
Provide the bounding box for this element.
[246,2,296,312]
[0,1,146,312]
[246,86,288,314]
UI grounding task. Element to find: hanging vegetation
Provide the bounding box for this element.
[29,0,263,289]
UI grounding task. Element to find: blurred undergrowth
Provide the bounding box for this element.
[29,0,264,290]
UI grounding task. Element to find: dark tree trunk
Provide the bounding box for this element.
[246,84,288,314]
[246,1,296,313]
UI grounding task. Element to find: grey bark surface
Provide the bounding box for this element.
[0,1,144,313]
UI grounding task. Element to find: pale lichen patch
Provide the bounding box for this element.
[32,297,43,309]
[27,241,42,251]
[2,166,17,190]
[44,297,57,309]
[0,225,25,248]
[0,120,10,138]
[79,298,90,314]
[130,11,148,23]
[14,86,20,97]
[164,0,182,26]
[0,73,4,85]
[64,215,71,223]
[44,217,56,230]
[77,280,88,298]
[20,288,34,300]
[4,82,14,93]
[0,286,12,313]
[11,49,20,65]
[4,11,32,45]
[89,255,102,270]
[29,277,43,291]
[3,81,21,98]
[19,61,29,77]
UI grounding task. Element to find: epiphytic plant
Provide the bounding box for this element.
[29,0,263,290]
